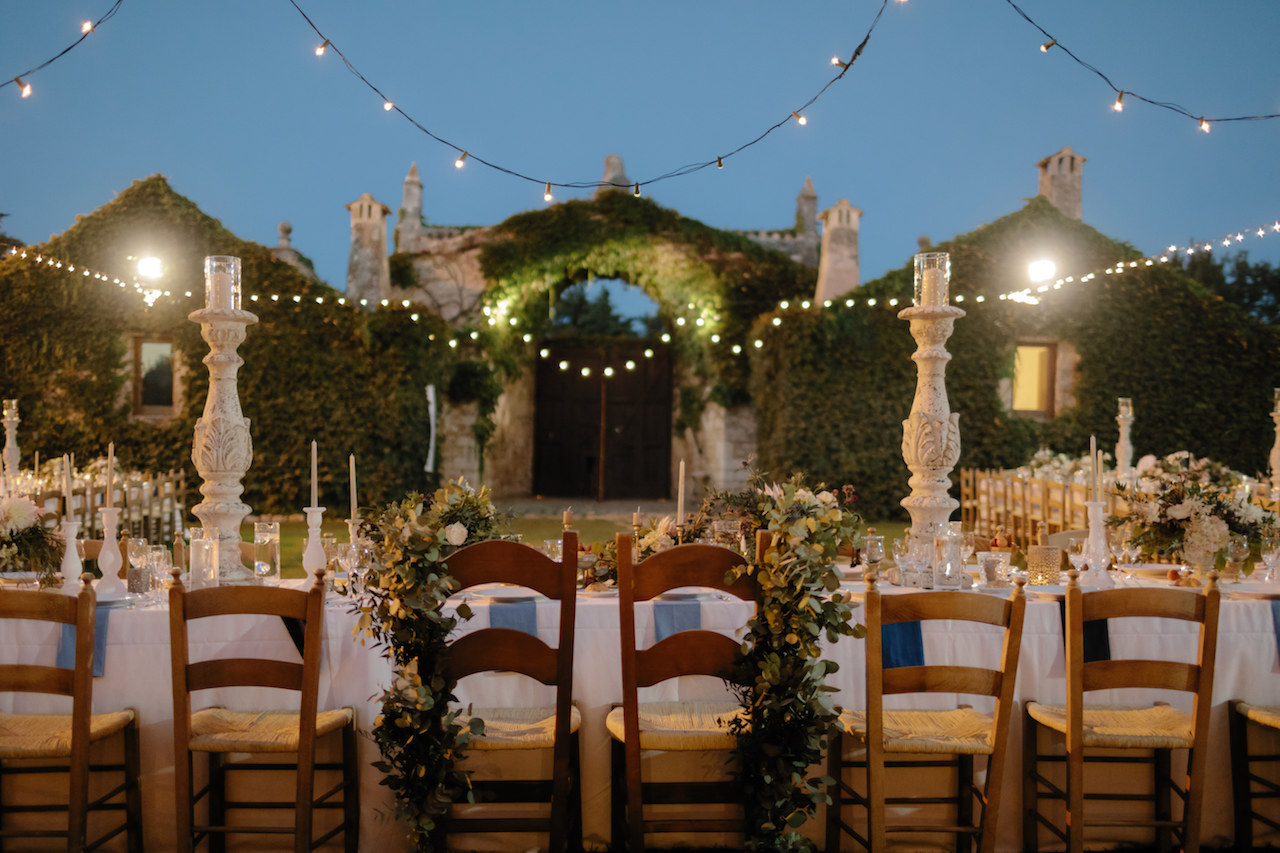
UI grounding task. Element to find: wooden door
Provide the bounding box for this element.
[533,341,671,499]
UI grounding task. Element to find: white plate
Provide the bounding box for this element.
[655,589,715,601]
[98,592,147,609]
[579,588,618,598]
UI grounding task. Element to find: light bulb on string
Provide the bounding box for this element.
[1112,91,1124,112]
[791,111,807,126]
[315,39,330,56]
[543,182,554,203]
[1199,117,1210,133]
[1039,39,1055,52]
[633,183,641,198]
[455,151,468,169]
[81,21,94,34]
[831,56,849,69]
[14,77,30,98]
[383,100,394,111]
[716,156,724,170]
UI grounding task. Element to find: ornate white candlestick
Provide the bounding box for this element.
[59,518,82,589]
[96,507,126,596]
[1115,397,1134,480]
[346,518,361,548]
[189,256,258,586]
[1081,500,1114,588]
[1270,389,1280,499]
[303,506,327,577]
[2,400,19,491]
[898,252,964,547]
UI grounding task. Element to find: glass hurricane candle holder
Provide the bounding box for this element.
[1118,397,1133,417]
[204,255,242,311]
[913,252,951,307]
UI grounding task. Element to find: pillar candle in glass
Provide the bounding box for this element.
[1118,397,1132,417]
[913,252,951,307]
[203,255,241,311]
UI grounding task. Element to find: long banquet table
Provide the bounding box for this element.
[2,579,1279,851]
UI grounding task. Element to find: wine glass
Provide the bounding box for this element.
[148,545,172,605]
[329,542,354,597]
[961,532,978,566]
[1226,533,1250,583]
[863,535,885,575]
[1257,531,1280,583]
[1066,538,1088,576]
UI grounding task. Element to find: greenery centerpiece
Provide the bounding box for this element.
[1119,476,1276,571]
[0,496,62,587]
[352,478,507,849]
[712,471,864,851]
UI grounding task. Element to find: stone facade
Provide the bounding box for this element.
[815,198,863,302]
[1037,145,1085,220]
[345,193,391,306]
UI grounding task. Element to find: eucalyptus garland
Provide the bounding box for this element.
[718,472,864,851]
[353,479,507,849]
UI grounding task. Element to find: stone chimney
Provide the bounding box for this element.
[395,162,424,250]
[814,198,862,302]
[1037,146,1085,220]
[345,192,391,306]
[269,221,314,279]
[796,176,818,235]
[595,154,631,196]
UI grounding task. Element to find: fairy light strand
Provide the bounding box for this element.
[1006,0,1280,130]
[286,0,890,196]
[2,0,124,96]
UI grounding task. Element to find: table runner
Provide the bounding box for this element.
[55,607,110,677]
[490,598,538,636]
[654,600,701,642]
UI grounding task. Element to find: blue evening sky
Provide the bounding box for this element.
[4,1,1279,297]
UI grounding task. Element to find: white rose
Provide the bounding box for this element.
[444,522,468,546]
[816,490,837,506]
[1166,500,1199,521]
[4,497,38,533]
[1135,454,1158,475]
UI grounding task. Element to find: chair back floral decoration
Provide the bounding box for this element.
[353,478,507,850]
[0,495,61,587]
[712,470,864,850]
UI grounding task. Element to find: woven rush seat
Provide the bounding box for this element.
[188,706,354,752]
[0,709,135,759]
[839,706,996,755]
[459,704,582,750]
[1025,701,1193,750]
[606,700,744,751]
[1233,700,1280,730]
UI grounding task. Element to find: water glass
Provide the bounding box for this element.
[328,542,354,598]
[253,522,281,584]
[188,538,217,590]
[711,520,740,550]
[148,545,172,605]
[542,539,562,560]
[126,538,150,594]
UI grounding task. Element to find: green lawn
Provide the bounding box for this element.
[262,516,910,578]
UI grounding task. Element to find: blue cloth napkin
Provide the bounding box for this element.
[1057,600,1112,662]
[490,599,538,637]
[881,621,924,669]
[1270,600,1280,666]
[56,606,110,677]
[654,600,702,642]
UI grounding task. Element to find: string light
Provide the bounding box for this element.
[4,0,121,98]
[314,39,330,56]
[831,56,849,69]
[14,77,30,98]
[81,21,94,34]
[791,111,808,126]
[281,0,890,199]
[632,183,641,198]
[1039,39,1055,53]
[454,150,468,168]
[543,182,554,203]
[1199,117,1210,133]
[382,100,394,111]
[1112,91,1124,112]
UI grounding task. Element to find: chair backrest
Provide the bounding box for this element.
[439,530,579,689]
[169,568,327,743]
[1066,482,1090,530]
[864,571,1027,718]
[1044,479,1068,533]
[1062,570,1220,749]
[615,533,756,696]
[0,575,96,703]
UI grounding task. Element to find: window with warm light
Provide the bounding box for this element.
[1012,343,1056,419]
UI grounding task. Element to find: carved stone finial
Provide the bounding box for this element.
[277,221,293,248]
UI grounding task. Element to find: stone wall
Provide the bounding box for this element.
[482,372,535,497]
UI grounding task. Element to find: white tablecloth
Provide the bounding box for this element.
[1,581,1277,850]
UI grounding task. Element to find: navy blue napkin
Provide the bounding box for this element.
[881,621,924,669]
[1057,600,1112,662]
[1270,600,1280,665]
[56,607,110,677]
[654,599,701,642]
[490,598,538,637]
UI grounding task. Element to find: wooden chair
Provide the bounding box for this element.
[168,568,358,853]
[974,470,994,539]
[430,530,582,852]
[826,572,1027,853]
[1023,570,1220,853]
[1225,590,1280,850]
[609,533,758,852]
[988,475,1011,540]
[1007,478,1029,544]
[0,575,142,851]
[1066,482,1090,531]
[959,468,978,532]
[1044,479,1068,534]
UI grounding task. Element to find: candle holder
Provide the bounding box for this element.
[303,506,327,576]
[1116,398,1134,480]
[346,518,361,548]
[59,518,82,589]
[1270,389,1280,497]
[189,256,258,586]
[1081,501,1114,589]
[899,252,964,548]
[2,399,18,491]
[96,507,126,596]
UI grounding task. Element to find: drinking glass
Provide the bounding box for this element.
[863,535,885,572]
[253,522,281,584]
[126,538,150,594]
[711,520,740,551]
[961,532,978,565]
[148,545,172,605]
[543,539,562,561]
[1226,533,1250,583]
[1066,538,1088,574]
[188,538,217,590]
[1258,531,1280,582]
[328,542,354,598]
[352,544,377,591]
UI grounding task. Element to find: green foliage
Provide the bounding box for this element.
[550,283,638,337]
[389,252,416,290]
[1181,250,1280,325]
[354,481,508,850]
[717,473,864,850]
[0,176,456,516]
[445,359,502,469]
[478,192,815,426]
